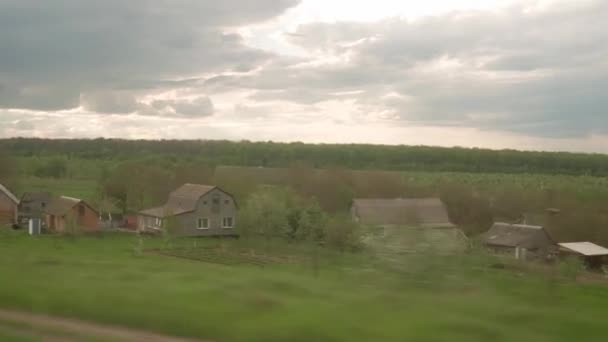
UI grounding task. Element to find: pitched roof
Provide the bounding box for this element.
[558,242,608,256]
[352,198,453,227]
[139,206,167,218]
[139,184,217,218]
[45,196,97,217]
[21,192,52,203]
[0,184,19,204]
[482,222,553,250]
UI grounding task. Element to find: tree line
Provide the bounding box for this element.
[2,138,608,176]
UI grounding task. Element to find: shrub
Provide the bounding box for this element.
[324,215,363,252]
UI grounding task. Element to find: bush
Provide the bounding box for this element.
[324,215,363,252]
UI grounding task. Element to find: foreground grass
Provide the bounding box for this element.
[1,231,607,341]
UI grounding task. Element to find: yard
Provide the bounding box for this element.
[1,229,608,341]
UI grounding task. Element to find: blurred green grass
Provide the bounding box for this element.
[0,231,607,341]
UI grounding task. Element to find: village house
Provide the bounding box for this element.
[558,242,608,269]
[351,198,454,228]
[481,222,554,260]
[0,183,19,225]
[138,183,238,237]
[18,192,52,226]
[45,196,99,233]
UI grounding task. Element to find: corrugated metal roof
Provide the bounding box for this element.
[481,222,553,250]
[352,198,453,227]
[0,183,19,204]
[558,242,608,256]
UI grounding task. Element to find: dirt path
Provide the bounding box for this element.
[0,308,204,342]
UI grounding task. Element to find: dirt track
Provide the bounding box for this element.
[0,308,203,342]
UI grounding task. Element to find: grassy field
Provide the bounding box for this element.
[1,229,608,341]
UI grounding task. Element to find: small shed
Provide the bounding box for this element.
[481,222,554,260]
[45,196,99,233]
[351,198,454,228]
[558,242,608,269]
[0,183,19,225]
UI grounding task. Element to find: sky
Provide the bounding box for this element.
[0,0,606,153]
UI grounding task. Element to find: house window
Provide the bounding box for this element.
[78,205,85,217]
[203,200,208,205]
[155,218,162,227]
[224,199,230,205]
[212,195,220,205]
[197,218,209,229]
[222,217,234,229]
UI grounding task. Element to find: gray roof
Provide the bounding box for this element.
[558,242,608,256]
[21,192,52,203]
[0,184,19,204]
[352,198,453,227]
[139,184,217,218]
[482,222,553,250]
[139,206,167,218]
[45,196,97,217]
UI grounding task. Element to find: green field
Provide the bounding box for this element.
[16,177,98,203]
[1,230,607,341]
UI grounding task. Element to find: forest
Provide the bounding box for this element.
[2,138,608,176]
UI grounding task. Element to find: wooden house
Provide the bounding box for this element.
[138,184,238,237]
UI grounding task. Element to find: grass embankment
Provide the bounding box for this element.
[1,230,607,341]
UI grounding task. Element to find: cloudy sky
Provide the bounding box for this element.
[0,0,606,152]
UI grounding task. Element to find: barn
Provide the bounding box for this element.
[481,222,554,260]
[0,183,18,225]
[44,196,99,233]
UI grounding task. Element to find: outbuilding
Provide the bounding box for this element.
[18,192,52,226]
[558,242,608,269]
[45,196,99,233]
[481,222,554,260]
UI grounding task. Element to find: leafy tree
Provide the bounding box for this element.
[237,187,290,240]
